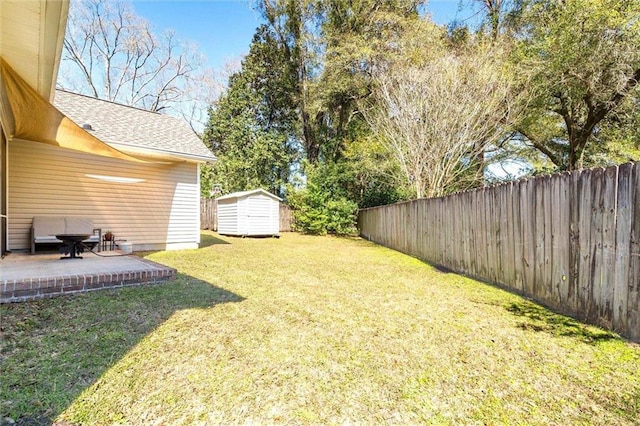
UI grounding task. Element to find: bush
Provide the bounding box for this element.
[287,165,358,236]
[325,198,358,235]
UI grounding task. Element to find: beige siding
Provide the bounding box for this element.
[1,131,7,255]
[9,140,200,251]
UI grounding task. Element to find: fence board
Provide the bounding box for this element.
[358,161,640,341]
[577,170,593,320]
[476,189,488,279]
[492,187,501,282]
[588,168,605,324]
[503,182,516,289]
[512,180,524,293]
[200,198,217,231]
[279,204,293,232]
[496,185,507,285]
[466,191,476,278]
[542,176,553,304]
[521,180,536,297]
[613,163,633,333]
[485,189,496,282]
[599,167,618,328]
[467,192,477,276]
[628,163,640,341]
[551,173,571,309]
[568,170,582,312]
[534,176,548,302]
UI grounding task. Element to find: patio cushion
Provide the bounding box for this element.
[31,216,101,254]
[65,217,93,234]
[34,236,63,244]
[32,216,65,237]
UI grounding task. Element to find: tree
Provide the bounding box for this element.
[513,0,640,170]
[59,0,213,128]
[259,0,428,164]
[260,0,320,162]
[312,0,426,160]
[202,26,299,197]
[362,43,521,198]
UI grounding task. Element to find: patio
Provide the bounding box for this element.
[0,250,176,303]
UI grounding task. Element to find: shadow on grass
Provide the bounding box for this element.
[199,233,231,248]
[506,301,619,343]
[0,274,243,426]
[134,233,231,258]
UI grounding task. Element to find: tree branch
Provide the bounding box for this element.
[517,128,564,167]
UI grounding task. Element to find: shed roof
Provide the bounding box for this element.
[216,188,282,202]
[53,90,216,163]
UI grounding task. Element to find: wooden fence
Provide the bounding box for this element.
[279,203,294,232]
[201,198,217,231]
[358,162,640,342]
[200,198,294,232]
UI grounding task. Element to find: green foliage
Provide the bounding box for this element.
[199,162,218,197]
[511,0,640,170]
[205,0,640,204]
[287,163,359,236]
[585,93,640,165]
[286,136,407,236]
[202,25,299,196]
[340,133,410,207]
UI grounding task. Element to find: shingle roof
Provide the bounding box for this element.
[53,90,216,162]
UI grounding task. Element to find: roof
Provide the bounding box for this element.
[53,90,216,162]
[216,189,283,202]
[0,1,68,101]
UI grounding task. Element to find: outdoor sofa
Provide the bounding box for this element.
[30,216,101,254]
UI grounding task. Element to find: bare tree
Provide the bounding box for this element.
[177,61,241,134]
[58,0,211,121]
[362,46,522,198]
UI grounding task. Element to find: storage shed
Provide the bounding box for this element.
[216,189,282,237]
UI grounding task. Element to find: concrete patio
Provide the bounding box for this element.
[1,250,176,303]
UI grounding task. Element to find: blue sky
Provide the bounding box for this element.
[132,0,479,71]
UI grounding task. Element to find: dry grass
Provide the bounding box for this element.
[1,231,639,425]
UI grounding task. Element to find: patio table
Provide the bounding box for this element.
[56,234,90,259]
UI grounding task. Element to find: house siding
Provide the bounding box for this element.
[9,140,200,251]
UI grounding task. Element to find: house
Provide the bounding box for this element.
[0,1,216,254]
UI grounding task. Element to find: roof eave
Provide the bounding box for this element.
[0,0,69,101]
[108,142,217,163]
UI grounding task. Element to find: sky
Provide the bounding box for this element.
[131,0,481,71]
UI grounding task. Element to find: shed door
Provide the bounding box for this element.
[247,196,273,235]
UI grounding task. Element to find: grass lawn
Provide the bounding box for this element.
[1,232,639,425]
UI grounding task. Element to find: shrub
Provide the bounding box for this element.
[287,165,358,236]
